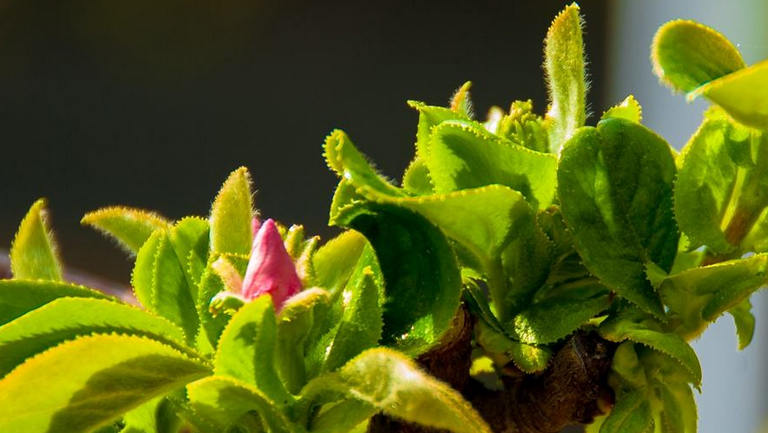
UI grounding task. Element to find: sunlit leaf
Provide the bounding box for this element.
[729,297,755,350]
[602,95,642,123]
[209,167,254,255]
[9,199,62,281]
[82,206,170,255]
[511,294,609,344]
[0,279,109,326]
[692,60,768,131]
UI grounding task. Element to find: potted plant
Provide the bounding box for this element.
[1,4,766,433]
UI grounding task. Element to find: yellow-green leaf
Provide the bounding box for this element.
[82,206,170,254]
[9,199,62,281]
[0,279,109,326]
[210,167,254,255]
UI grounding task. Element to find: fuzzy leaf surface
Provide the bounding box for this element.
[693,60,768,131]
[82,207,170,254]
[0,334,209,433]
[602,95,642,123]
[151,233,199,345]
[10,199,62,281]
[0,279,109,326]
[511,294,609,344]
[210,167,254,255]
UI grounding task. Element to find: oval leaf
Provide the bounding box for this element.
[210,167,254,255]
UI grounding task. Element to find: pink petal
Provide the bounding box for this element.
[242,219,302,311]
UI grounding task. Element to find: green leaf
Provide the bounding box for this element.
[323,264,383,373]
[334,348,493,433]
[196,253,249,349]
[653,254,768,339]
[674,114,768,254]
[169,217,210,297]
[82,206,170,255]
[309,399,376,433]
[600,310,702,386]
[729,297,755,350]
[402,157,434,195]
[511,294,609,344]
[132,229,165,310]
[610,342,647,390]
[655,380,697,433]
[544,3,587,152]
[214,295,292,405]
[449,81,473,117]
[121,397,180,433]
[558,119,679,317]
[9,199,63,281]
[0,334,210,433]
[600,390,653,433]
[0,297,190,379]
[407,100,469,158]
[333,203,461,356]
[0,279,109,326]
[602,95,642,123]
[187,376,295,433]
[312,230,368,296]
[360,184,533,259]
[151,233,199,345]
[210,167,254,255]
[692,60,768,131]
[474,319,551,373]
[324,129,405,197]
[495,100,549,153]
[427,120,558,210]
[652,20,745,93]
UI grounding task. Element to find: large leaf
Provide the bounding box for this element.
[674,114,768,254]
[151,233,199,345]
[214,295,292,405]
[333,203,461,356]
[0,279,109,326]
[426,120,558,210]
[312,230,368,296]
[651,20,745,93]
[168,217,210,297]
[0,334,210,433]
[692,60,768,131]
[187,376,295,433]
[0,297,189,378]
[9,199,62,281]
[209,167,254,255]
[544,3,587,151]
[408,100,470,158]
[558,119,678,317]
[82,206,170,254]
[324,349,492,433]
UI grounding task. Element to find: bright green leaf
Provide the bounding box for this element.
[196,253,249,350]
[544,3,587,152]
[9,199,62,281]
[449,81,474,117]
[152,233,199,345]
[407,100,469,158]
[558,119,679,317]
[82,206,170,255]
[169,217,210,297]
[427,120,558,210]
[693,60,768,131]
[210,167,254,255]
[187,376,295,433]
[600,390,653,433]
[495,100,550,153]
[0,279,109,326]
[511,294,609,344]
[0,297,191,379]
[0,334,210,433]
[132,229,164,310]
[309,399,376,433]
[312,230,368,296]
[602,95,642,123]
[652,20,745,93]
[729,297,755,350]
[214,295,292,405]
[333,203,461,356]
[402,157,434,195]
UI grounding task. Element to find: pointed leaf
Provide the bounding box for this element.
[402,157,434,195]
[511,294,609,344]
[10,199,62,281]
[152,233,199,345]
[196,253,249,349]
[309,399,376,433]
[407,100,469,158]
[82,207,170,254]
[652,20,745,93]
[210,167,254,255]
[558,119,679,317]
[169,217,210,295]
[0,279,109,326]
[132,229,165,310]
[187,376,295,433]
[544,3,587,151]
[0,297,190,378]
[693,60,768,131]
[0,334,210,433]
[336,349,493,433]
[729,297,755,350]
[602,95,642,123]
[312,230,368,296]
[427,120,558,210]
[214,295,292,405]
[333,203,461,355]
[600,390,653,433]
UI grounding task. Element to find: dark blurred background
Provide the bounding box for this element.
[0,0,611,282]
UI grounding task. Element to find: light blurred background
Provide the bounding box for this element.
[0,0,765,431]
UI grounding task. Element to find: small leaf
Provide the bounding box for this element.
[402,157,434,195]
[312,230,368,296]
[729,297,755,350]
[652,20,745,93]
[214,295,292,405]
[82,206,170,254]
[169,217,210,295]
[0,334,210,433]
[558,119,679,317]
[474,319,551,373]
[335,348,493,433]
[132,229,165,310]
[602,95,642,123]
[196,253,249,349]
[511,294,609,344]
[449,81,473,117]
[210,167,254,255]
[187,376,295,433]
[407,100,469,158]
[333,203,461,356]
[692,60,768,131]
[0,297,189,379]
[9,199,62,281]
[427,120,558,210]
[600,390,653,433]
[544,3,587,152]
[152,233,199,345]
[324,130,405,198]
[0,279,109,326]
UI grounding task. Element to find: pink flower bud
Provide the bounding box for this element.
[241,218,302,311]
